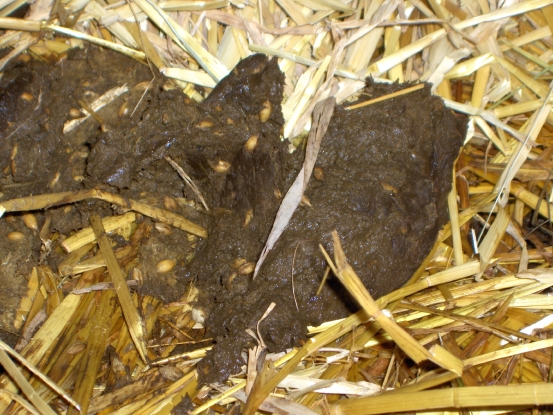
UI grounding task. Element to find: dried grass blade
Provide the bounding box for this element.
[68,246,132,278]
[63,85,129,134]
[493,100,552,206]
[464,336,553,368]
[14,268,40,331]
[320,231,436,363]
[0,349,56,415]
[89,214,148,363]
[159,0,229,10]
[495,55,549,97]
[448,180,464,266]
[57,243,94,276]
[1,0,26,17]
[473,116,506,154]
[0,16,41,30]
[477,206,510,278]
[234,389,319,414]
[499,25,551,51]
[253,97,335,278]
[61,212,136,253]
[123,21,165,70]
[0,390,40,415]
[132,0,228,81]
[249,44,361,80]
[283,56,330,138]
[346,84,424,110]
[132,369,197,415]
[323,231,462,373]
[0,190,207,237]
[329,383,553,414]
[165,156,209,212]
[494,98,549,118]
[94,190,207,238]
[44,24,146,61]
[190,381,246,414]
[0,293,83,412]
[161,67,217,88]
[242,300,372,414]
[444,53,494,80]
[444,99,526,143]
[0,190,96,215]
[389,369,459,394]
[379,260,480,306]
[67,288,115,415]
[84,1,139,48]
[472,168,553,221]
[370,0,552,75]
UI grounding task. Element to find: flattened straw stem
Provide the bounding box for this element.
[464,336,553,368]
[77,99,103,124]
[190,381,246,414]
[0,390,41,415]
[321,232,428,364]
[345,84,425,110]
[164,156,209,211]
[0,350,57,415]
[0,16,41,30]
[94,190,208,238]
[44,24,146,61]
[0,190,207,238]
[329,383,553,415]
[89,214,148,363]
[0,340,80,412]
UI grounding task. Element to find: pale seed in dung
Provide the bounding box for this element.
[231,258,247,269]
[198,120,214,128]
[118,101,129,117]
[20,92,34,101]
[209,160,231,173]
[22,213,38,231]
[259,100,272,123]
[69,108,83,118]
[163,196,177,211]
[314,167,324,181]
[238,262,255,275]
[7,232,25,241]
[244,135,258,152]
[244,208,253,227]
[155,222,173,235]
[156,259,176,273]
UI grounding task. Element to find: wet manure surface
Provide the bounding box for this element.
[0,47,466,384]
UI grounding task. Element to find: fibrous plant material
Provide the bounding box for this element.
[2,0,553,412]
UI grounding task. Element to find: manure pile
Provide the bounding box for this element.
[0,0,553,413]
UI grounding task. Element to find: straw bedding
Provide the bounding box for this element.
[1,0,553,413]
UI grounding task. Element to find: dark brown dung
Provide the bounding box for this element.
[191,60,467,383]
[0,49,465,384]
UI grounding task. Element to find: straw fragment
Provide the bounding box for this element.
[89,214,148,363]
[61,212,136,253]
[329,384,553,414]
[0,190,207,238]
[321,231,462,374]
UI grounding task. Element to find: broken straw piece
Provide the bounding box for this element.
[63,84,129,134]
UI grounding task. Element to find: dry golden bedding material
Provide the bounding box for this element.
[1,0,553,413]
